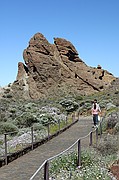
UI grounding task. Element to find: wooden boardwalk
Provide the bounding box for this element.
[0,117,92,180]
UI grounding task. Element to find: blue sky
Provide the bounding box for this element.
[0,0,119,87]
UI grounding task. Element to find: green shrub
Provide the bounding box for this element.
[81,150,94,167]
[33,123,45,131]
[0,122,19,135]
[50,151,78,175]
[114,90,119,94]
[5,94,13,98]
[101,120,107,132]
[39,114,55,126]
[0,139,3,145]
[59,99,79,113]
[9,108,16,113]
[75,95,83,101]
[4,88,10,94]
[107,116,118,129]
[13,112,38,128]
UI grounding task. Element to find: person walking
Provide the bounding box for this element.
[91,99,101,128]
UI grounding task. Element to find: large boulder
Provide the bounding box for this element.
[11,32,116,99]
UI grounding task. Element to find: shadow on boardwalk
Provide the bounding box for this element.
[0,116,92,180]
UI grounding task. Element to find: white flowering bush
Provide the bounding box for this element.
[49,148,117,180]
[0,105,68,156]
[59,99,79,113]
[49,151,78,178]
[39,106,66,124]
[7,132,33,151]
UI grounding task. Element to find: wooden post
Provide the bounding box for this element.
[4,133,8,165]
[78,111,80,121]
[47,123,50,140]
[96,127,98,146]
[89,131,92,146]
[100,122,102,138]
[66,115,68,126]
[58,119,60,132]
[77,139,81,167]
[72,113,73,122]
[31,126,34,150]
[74,112,75,121]
[72,113,75,122]
[74,112,76,121]
[44,160,49,180]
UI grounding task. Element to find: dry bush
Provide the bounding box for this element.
[97,134,118,155]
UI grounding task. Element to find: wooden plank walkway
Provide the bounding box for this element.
[0,116,92,180]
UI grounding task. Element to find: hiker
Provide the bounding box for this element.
[91,99,101,127]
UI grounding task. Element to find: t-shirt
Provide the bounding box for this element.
[91,103,101,115]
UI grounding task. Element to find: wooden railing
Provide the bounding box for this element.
[0,112,79,167]
[30,116,105,180]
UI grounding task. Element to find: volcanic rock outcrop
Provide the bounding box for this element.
[11,32,116,99]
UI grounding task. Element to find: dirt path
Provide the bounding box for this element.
[0,116,92,180]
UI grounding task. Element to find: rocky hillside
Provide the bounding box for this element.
[1,33,117,100]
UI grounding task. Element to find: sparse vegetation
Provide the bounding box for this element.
[49,148,117,180]
[0,78,119,179]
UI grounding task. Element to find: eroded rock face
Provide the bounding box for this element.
[11,32,116,99]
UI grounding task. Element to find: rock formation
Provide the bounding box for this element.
[10,32,116,99]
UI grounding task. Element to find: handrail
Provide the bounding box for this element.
[30,132,92,180]
[48,125,98,162]
[0,111,79,167]
[30,160,47,180]
[30,116,104,180]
